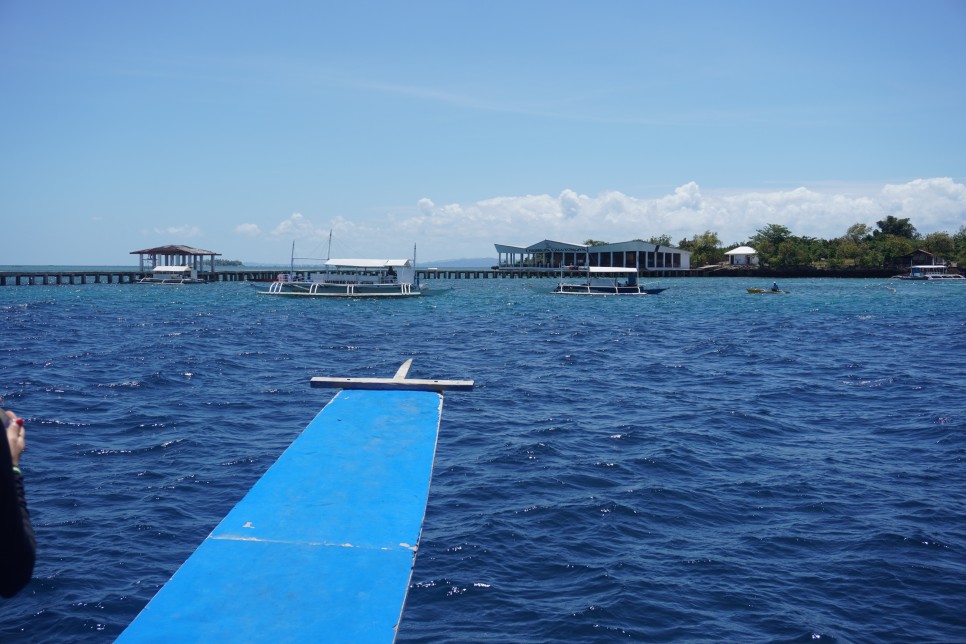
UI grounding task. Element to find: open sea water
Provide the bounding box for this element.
[0,276,964,642]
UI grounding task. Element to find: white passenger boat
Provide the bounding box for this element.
[137,266,206,285]
[552,267,667,296]
[260,258,431,297]
[892,264,965,281]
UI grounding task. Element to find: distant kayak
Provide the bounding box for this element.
[747,288,790,294]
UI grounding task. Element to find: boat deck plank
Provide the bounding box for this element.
[119,389,443,642]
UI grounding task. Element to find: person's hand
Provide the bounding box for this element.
[4,410,25,467]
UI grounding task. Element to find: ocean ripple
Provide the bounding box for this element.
[1,278,964,642]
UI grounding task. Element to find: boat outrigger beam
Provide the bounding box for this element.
[119,360,473,642]
[311,359,475,392]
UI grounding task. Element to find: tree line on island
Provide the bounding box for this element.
[587,217,966,269]
[218,216,962,270]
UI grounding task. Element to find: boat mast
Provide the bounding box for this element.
[413,243,419,288]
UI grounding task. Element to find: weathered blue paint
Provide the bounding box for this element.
[119,388,443,642]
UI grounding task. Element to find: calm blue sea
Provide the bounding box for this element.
[0,276,964,642]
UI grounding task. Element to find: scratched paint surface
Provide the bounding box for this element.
[117,389,443,642]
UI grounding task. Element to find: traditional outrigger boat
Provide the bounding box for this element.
[260,258,430,298]
[137,266,206,285]
[892,263,965,281]
[552,267,667,296]
[259,239,439,298]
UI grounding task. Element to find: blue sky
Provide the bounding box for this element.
[2,1,964,264]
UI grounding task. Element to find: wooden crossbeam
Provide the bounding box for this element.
[310,359,475,392]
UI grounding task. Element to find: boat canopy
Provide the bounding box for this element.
[152,266,193,273]
[324,259,412,269]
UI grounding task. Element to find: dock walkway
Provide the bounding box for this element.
[0,267,897,286]
[0,268,690,286]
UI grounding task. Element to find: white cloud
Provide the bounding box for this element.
[264,213,382,258]
[880,178,966,227]
[152,225,202,238]
[226,179,963,262]
[270,213,329,239]
[234,223,261,237]
[393,178,966,257]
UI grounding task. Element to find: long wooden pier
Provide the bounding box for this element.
[0,268,294,286]
[0,268,696,286]
[0,270,146,286]
[1,266,894,286]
